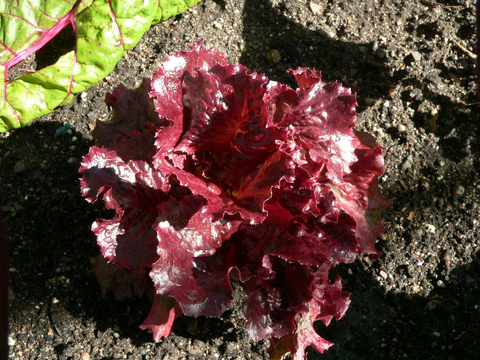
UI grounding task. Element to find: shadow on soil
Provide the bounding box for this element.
[314,249,480,360]
[1,122,237,347]
[239,0,480,164]
[2,119,479,358]
[239,0,392,102]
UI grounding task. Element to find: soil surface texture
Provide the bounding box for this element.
[1,0,479,359]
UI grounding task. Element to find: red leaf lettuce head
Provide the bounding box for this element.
[80,41,391,359]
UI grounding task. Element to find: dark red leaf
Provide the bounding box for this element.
[139,295,182,341]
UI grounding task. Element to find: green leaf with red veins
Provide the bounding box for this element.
[0,0,202,132]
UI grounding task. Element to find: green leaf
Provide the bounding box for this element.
[154,0,202,24]
[0,0,202,132]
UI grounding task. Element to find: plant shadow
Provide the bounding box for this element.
[239,0,479,164]
[3,119,479,358]
[239,0,392,109]
[313,248,480,359]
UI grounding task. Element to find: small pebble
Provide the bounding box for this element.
[267,49,281,64]
[411,51,422,61]
[7,336,15,346]
[318,28,335,38]
[188,347,203,356]
[454,184,465,196]
[401,160,411,171]
[375,48,387,58]
[14,161,26,173]
[310,2,322,14]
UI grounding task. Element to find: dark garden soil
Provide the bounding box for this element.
[1,0,479,359]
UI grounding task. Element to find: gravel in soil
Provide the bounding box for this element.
[1,0,479,359]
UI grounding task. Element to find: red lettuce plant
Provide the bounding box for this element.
[80,41,391,359]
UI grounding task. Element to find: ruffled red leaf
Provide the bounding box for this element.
[139,295,182,341]
[93,79,168,162]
